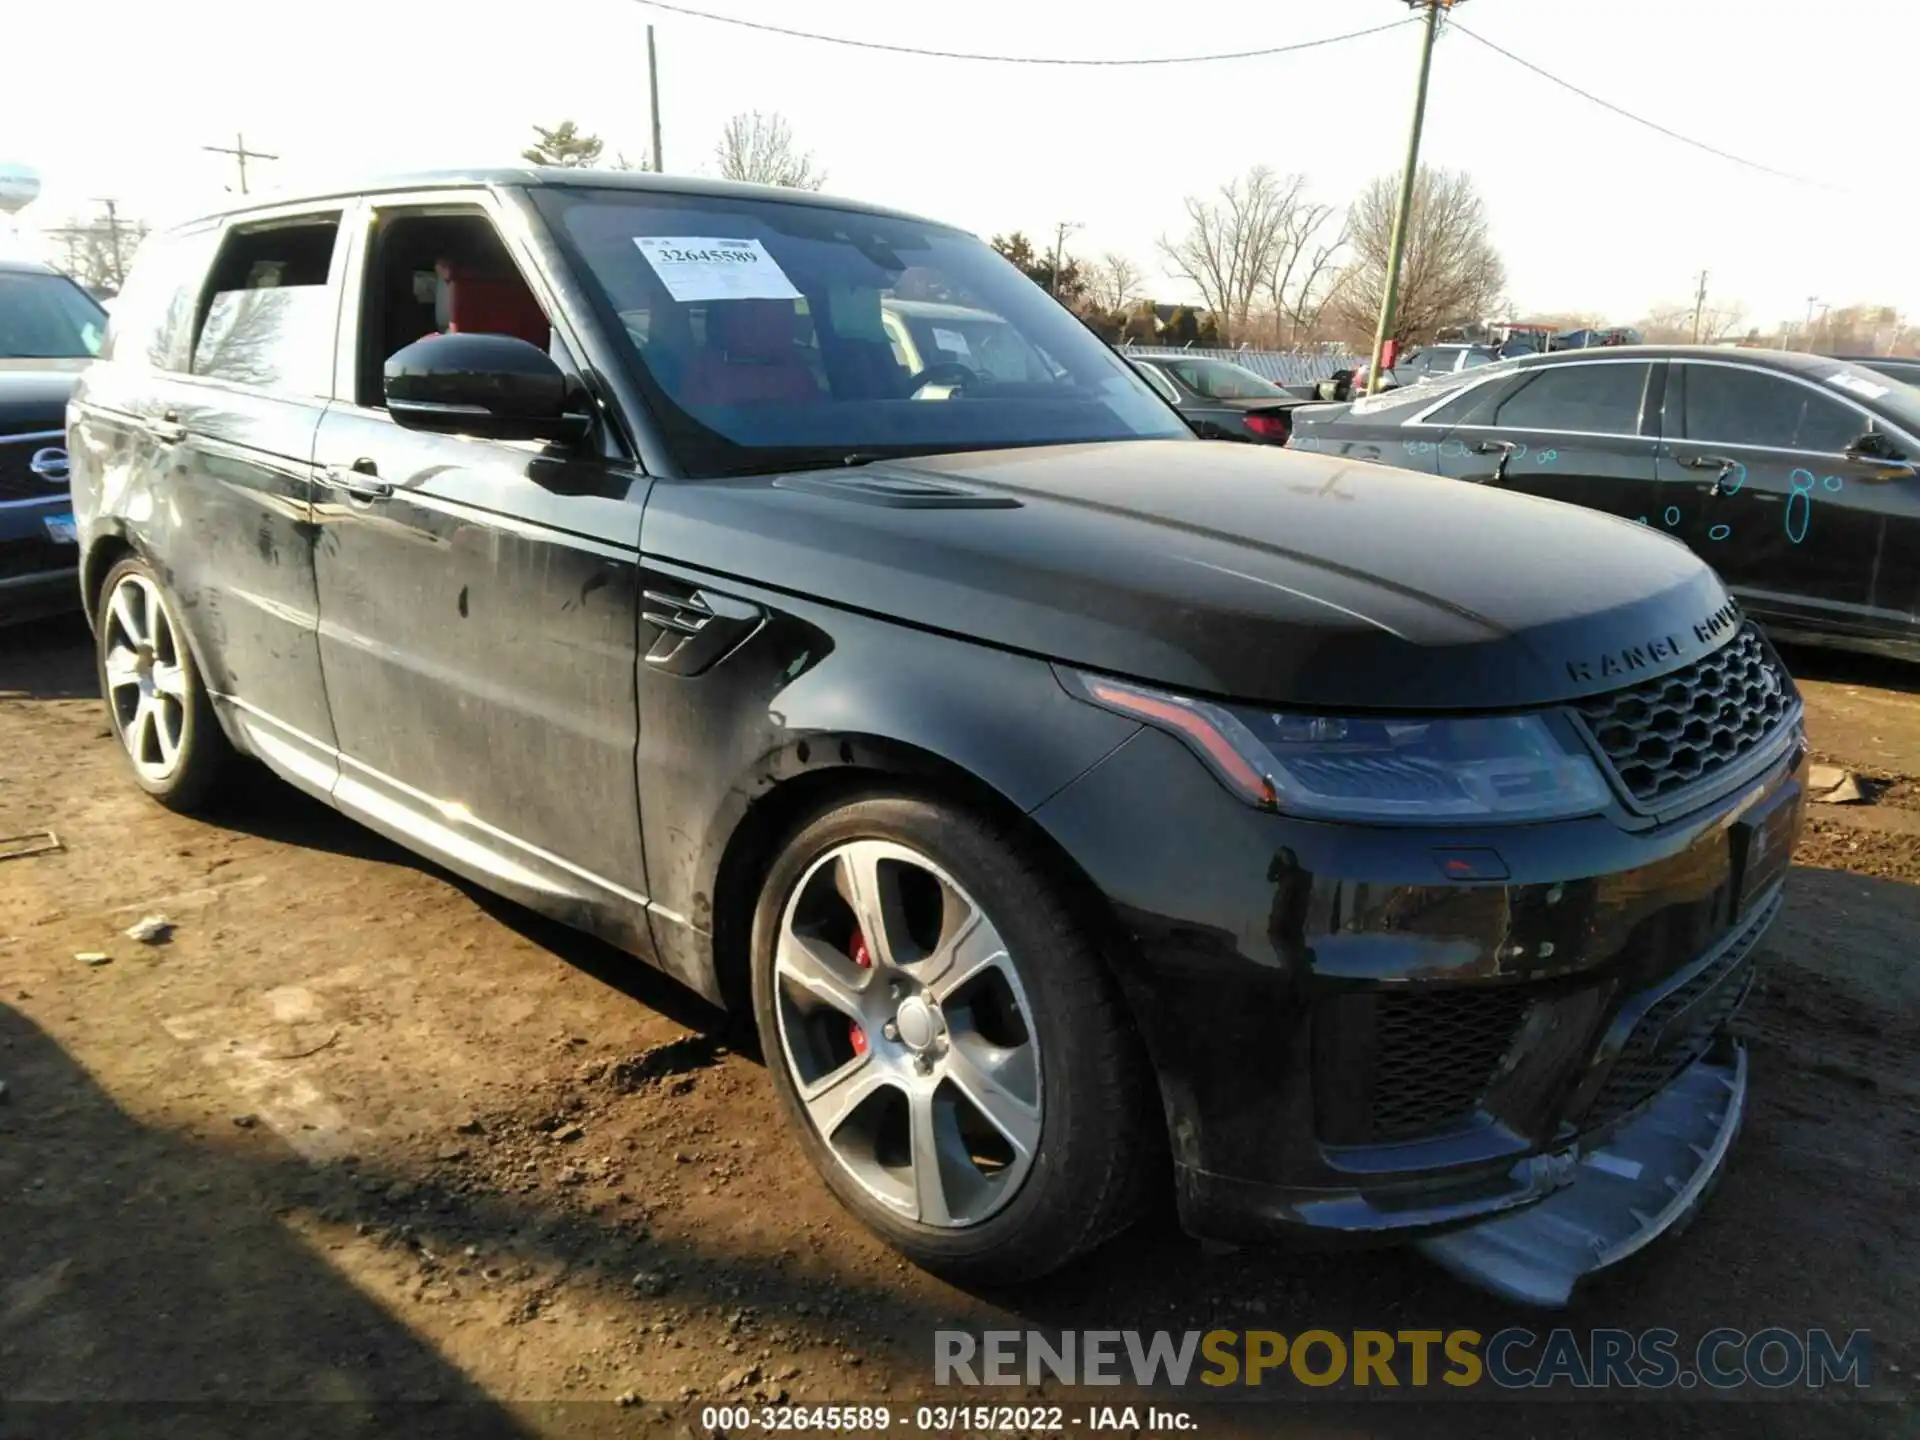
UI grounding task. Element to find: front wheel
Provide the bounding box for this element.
[96,556,230,811]
[750,795,1157,1283]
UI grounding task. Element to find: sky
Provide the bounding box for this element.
[2,0,1912,331]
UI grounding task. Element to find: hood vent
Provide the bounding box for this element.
[772,471,1022,510]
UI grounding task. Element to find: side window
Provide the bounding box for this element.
[1682,365,1862,453]
[1492,363,1650,434]
[191,214,342,396]
[354,206,553,409]
[101,226,222,372]
[1423,374,1520,427]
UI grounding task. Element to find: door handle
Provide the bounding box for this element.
[147,410,186,445]
[324,459,392,503]
[1680,454,1742,495]
[1472,437,1519,483]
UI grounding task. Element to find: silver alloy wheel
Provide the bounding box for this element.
[773,839,1043,1228]
[102,572,190,784]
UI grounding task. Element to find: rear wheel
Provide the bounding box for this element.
[751,794,1156,1283]
[96,557,229,812]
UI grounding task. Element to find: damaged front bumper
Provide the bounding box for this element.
[1418,1041,1746,1306]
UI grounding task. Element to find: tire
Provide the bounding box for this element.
[750,793,1157,1284]
[95,556,230,812]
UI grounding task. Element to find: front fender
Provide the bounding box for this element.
[633,567,1139,1001]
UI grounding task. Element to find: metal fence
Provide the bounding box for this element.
[1117,346,1365,386]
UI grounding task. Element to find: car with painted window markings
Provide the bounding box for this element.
[68,171,1807,1303]
[1289,345,1920,662]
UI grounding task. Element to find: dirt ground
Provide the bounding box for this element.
[2,614,1916,1439]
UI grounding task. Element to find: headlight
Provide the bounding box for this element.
[1063,670,1612,823]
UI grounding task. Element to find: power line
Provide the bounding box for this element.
[1449,21,1827,188]
[629,0,1416,67]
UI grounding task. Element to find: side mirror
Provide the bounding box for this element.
[384,332,593,445]
[1844,431,1919,480]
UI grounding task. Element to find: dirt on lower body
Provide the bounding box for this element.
[2,620,1917,1438]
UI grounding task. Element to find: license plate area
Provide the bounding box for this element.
[1731,780,1799,920]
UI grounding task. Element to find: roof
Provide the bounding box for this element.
[0,256,57,275]
[177,166,949,231]
[1511,344,1860,375]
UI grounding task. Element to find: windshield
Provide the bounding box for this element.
[530,186,1185,476]
[1162,357,1285,399]
[0,269,108,358]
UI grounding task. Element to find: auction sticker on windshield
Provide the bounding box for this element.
[633,237,802,303]
[1826,371,1891,402]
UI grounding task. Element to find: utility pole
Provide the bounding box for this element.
[1366,0,1459,395]
[1804,296,1826,352]
[1049,220,1082,299]
[202,131,279,195]
[647,25,664,172]
[1690,270,1709,344]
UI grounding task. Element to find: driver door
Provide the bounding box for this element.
[310,193,657,945]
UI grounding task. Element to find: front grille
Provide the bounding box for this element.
[1575,624,1794,805]
[1581,890,1777,1132]
[0,431,69,503]
[1367,988,1533,1142]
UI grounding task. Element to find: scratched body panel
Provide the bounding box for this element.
[310,405,651,915]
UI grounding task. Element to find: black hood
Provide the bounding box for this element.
[647,439,1737,712]
[0,358,87,430]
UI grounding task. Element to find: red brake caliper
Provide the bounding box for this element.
[848,930,873,1055]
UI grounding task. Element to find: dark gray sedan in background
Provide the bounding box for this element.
[1127,354,1303,444]
[1289,344,1920,663]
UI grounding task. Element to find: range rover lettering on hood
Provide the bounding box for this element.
[1562,599,1743,685]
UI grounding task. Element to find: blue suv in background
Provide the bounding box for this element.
[1,257,105,624]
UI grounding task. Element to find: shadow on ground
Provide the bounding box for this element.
[0,1003,530,1439]
[0,612,95,702]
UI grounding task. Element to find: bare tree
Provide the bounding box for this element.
[714,112,827,191]
[1639,300,1749,345]
[1801,303,1903,356]
[1085,252,1144,315]
[1267,204,1347,346]
[1333,167,1507,346]
[50,210,151,295]
[1157,167,1306,343]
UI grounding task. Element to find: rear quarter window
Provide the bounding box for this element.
[189,215,343,396]
[101,227,222,371]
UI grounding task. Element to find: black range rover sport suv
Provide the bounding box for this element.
[66,169,1808,1304]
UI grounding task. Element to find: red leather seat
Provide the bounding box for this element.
[677,300,819,405]
[435,261,551,349]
